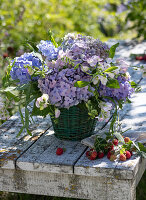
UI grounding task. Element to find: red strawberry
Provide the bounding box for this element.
[136,56,143,60]
[125,151,131,159]
[108,145,114,152]
[98,152,104,159]
[129,150,133,156]
[107,151,111,159]
[120,154,126,161]
[113,139,118,146]
[89,150,98,160]
[143,55,146,61]
[86,151,90,157]
[56,148,63,155]
[110,154,117,161]
[124,137,130,143]
[90,148,94,152]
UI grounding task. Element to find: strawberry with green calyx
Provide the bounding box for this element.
[86,151,90,158]
[110,154,117,161]
[120,154,126,161]
[124,137,130,143]
[113,139,118,146]
[98,151,104,159]
[125,151,131,159]
[56,148,64,155]
[90,150,98,160]
[107,151,111,159]
[108,144,114,152]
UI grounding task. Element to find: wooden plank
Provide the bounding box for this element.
[0,113,51,169]
[0,168,136,200]
[16,127,87,174]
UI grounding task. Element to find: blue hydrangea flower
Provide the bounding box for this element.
[37,40,59,60]
[10,53,42,85]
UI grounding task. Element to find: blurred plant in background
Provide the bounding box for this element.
[125,0,146,40]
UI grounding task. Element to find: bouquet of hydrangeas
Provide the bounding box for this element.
[1,32,137,139]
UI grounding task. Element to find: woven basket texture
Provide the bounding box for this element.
[51,106,96,141]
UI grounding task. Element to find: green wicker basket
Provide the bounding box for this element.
[51,106,96,141]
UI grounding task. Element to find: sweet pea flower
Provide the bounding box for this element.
[55,108,61,118]
[36,94,49,110]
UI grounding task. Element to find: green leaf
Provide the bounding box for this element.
[104,66,118,73]
[74,81,89,88]
[109,43,119,58]
[117,100,123,109]
[19,105,24,125]
[113,132,125,143]
[74,63,80,70]
[130,81,137,88]
[16,84,29,91]
[138,142,146,153]
[26,128,32,136]
[26,43,35,52]
[132,141,140,151]
[48,30,58,47]
[1,86,16,92]
[120,148,125,154]
[31,101,54,117]
[106,79,120,89]
[25,107,29,129]
[141,152,146,159]
[126,98,132,104]
[16,126,24,137]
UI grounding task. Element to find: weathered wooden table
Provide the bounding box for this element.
[0,42,146,200]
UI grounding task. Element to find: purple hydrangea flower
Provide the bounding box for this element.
[38,68,93,108]
[99,75,134,102]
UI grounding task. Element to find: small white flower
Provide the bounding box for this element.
[81,65,89,72]
[125,72,131,80]
[106,58,113,63]
[116,59,129,73]
[55,108,60,118]
[87,55,99,67]
[98,75,107,85]
[92,76,98,85]
[42,94,49,102]
[106,72,115,79]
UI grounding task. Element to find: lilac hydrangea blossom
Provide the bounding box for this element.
[38,68,93,108]
[99,75,134,102]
